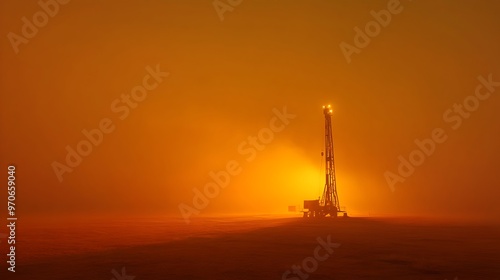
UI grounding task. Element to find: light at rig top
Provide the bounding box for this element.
[322,105,333,114]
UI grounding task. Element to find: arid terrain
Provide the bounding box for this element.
[6,215,500,279]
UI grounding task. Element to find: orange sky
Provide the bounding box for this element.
[1,0,499,220]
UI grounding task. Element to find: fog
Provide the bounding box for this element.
[1,0,499,221]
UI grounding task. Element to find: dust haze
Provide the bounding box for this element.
[1,0,499,222]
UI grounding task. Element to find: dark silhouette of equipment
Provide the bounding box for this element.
[303,105,347,218]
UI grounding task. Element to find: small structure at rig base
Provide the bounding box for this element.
[303,105,347,218]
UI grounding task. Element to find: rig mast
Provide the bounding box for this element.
[321,105,340,215]
[303,105,345,218]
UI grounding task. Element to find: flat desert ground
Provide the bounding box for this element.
[5,215,500,279]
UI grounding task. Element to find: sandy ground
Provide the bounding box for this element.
[4,215,500,279]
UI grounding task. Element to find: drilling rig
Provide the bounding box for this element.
[303,105,346,218]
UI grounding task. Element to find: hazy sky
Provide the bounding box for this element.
[1,0,499,220]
